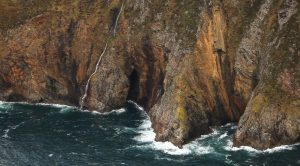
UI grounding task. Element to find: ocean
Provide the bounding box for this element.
[0,101,299,166]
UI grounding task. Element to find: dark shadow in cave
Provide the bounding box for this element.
[126,68,140,102]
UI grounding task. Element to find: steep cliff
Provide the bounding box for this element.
[232,0,300,149]
[0,0,299,149]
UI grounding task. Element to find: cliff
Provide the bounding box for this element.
[0,0,299,150]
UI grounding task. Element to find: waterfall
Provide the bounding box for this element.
[80,42,108,110]
[80,1,125,110]
[113,0,125,36]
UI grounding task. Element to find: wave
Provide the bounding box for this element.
[0,101,74,108]
[89,108,127,115]
[0,101,128,115]
[134,112,299,156]
[224,139,300,153]
[218,132,228,140]
[79,100,145,115]
[2,121,26,138]
[198,129,220,140]
[133,115,213,155]
[0,101,76,111]
[2,100,298,156]
[0,101,78,115]
[127,100,144,111]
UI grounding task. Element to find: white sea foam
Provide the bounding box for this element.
[221,123,235,127]
[198,129,219,140]
[224,139,299,153]
[0,101,76,109]
[263,144,297,153]
[0,101,78,115]
[35,103,75,109]
[218,132,228,140]
[0,101,13,111]
[134,113,214,155]
[127,100,144,111]
[88,108,127,115]
[2,121,25,138]
[109,108,127,114]
[134,119,155,143]
[230,125,237,130]
[2,129,10,138]
[0,100,129,116]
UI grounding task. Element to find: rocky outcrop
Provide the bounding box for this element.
[149,1,240,147]
[233,0,300,150]
[0,0,299,149]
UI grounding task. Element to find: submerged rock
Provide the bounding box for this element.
[0,0,299,149]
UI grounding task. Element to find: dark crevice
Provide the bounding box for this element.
[127,68,140,102]
[7,93,26,102]
[86,44,94,77]
[57,31,80,105]
[125,37,167,111]
[58,35,68,67]
[67,20,77,47]
[0,75,11,90]
[70,60,81,105]
[141,37,156,109]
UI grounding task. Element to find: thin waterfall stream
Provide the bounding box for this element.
[113,0,124,36]
[79,0,125,110]
[80,42,108,110]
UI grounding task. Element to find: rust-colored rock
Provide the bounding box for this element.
[0,0,299,149]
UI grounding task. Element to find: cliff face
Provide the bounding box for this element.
[232,0,300,149]
[0,0,299,149]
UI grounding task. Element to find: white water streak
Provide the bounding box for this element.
[2,121,25,138]
[113,0,125,36]
[0,101,75,109]
[80,1,125,110]
[224,140,300,154]
[80,42,108,110]
[90,108,126,115]
[134,114,214,155]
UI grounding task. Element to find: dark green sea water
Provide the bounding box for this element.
[0,101,299,166]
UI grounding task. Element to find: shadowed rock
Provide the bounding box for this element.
[0,0,299,149]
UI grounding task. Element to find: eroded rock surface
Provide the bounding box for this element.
[233,0,300,149]
[0,0,299,149]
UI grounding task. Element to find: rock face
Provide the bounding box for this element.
[0,0,299,149]
[232,0,300,150]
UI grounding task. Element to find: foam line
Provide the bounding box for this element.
[224,140,300,153]
[133,113,214,155]
[0,101,75,109]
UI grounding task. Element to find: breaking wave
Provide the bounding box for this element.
[224,140,300,153]
[0,101,299,165]
[133,113,214,155]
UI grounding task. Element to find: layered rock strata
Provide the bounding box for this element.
[0,0,299,149]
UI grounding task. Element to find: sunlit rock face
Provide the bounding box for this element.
[232,0,300,150]
[0,0,299,149]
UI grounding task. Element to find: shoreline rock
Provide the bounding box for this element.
[0,0,299,150]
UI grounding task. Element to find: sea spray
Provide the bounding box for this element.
[224,139,299,153]
[133,108,214,156]
[1,102,300,165]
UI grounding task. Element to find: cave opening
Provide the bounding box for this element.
[126,68,140,103]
